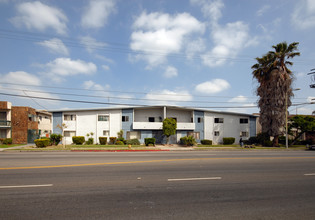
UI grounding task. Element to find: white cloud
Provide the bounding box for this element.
[37,38,69,56]
[292,0,315,29]
[1,71,41,86]
[145,89,193,105]
[11,1,68,35]
[190,0,224,24]
[256,5,270,17]
[102,65,110,71]
[202,21,257,67]
[80,36,107,53]
[43,58,97,81]
[164,66,178,78]
[0,71,60,108]
[130,11,205,68]
[185,38,206,60]
[81,0,116,29]
[228,95,248,103]
[195,79,230,94]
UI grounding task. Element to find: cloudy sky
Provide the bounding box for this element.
[0,0,314,114]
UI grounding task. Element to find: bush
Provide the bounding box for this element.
[72,136,85,145]
[201,139,212,145]
[115,140,124,145]
[117,137,126,144]
[144,138,156,146]
[50,134,62,146]
[126,139,140,145]
[223,137,235,145]
[263,140,273,147]
[109,137,117,145]
[3,138,12,145]
[34,138,50,148]
[86,138,94,145]
[99,137,107,145]
[180,136,196,146]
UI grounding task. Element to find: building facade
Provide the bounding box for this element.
[51,106,257,145]
[0,101,12,139]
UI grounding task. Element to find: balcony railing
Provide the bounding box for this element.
[0,120,11,127]
[132,122,195,130]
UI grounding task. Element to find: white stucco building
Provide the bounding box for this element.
[51,106,257,145]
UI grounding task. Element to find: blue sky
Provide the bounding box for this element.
[0,0,314,114]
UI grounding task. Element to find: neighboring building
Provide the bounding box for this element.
[11,106,39,144]
[0,101,12,139]
[51,106,257,145]
[0,101,52,144]
[37,110,52,138]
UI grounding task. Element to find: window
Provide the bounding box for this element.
[148,117,155,122]
[214,131,220,136]
[188,132,200,140]
[241,131,249,137]
[197,117,203,123]
[64,131,76,137]
[240,118,248,124]
[98,115,109,121]
[103,130,109,136]
[64,114,76,121]
[127,131,141,140]
[122,116,129,122]
[214,118,224,123]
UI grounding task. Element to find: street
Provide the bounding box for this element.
[1,151,315,219]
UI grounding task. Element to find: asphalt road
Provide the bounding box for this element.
[1,150,315,219]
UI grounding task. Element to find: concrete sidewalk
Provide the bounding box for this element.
[156,144,194,151]
[0,144,34,152]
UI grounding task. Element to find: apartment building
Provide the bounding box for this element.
[51,106,257,145]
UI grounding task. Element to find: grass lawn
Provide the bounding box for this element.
[0,144,23,149]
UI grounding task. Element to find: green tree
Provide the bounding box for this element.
[163,118,177,145]
[252,42,300,146]
[288,115,315,145]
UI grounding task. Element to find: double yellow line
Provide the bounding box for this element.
[1,156,315,170]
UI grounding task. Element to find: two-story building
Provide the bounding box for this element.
[51,106,257,145]
[0,101,12,139]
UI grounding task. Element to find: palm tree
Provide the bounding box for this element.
[252,42,300,146]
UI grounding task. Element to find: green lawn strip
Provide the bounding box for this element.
[0,144,24,149]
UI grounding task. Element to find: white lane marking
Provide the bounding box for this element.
[0,184,53,189]
[304,173,315,176]
[168,177,222,182]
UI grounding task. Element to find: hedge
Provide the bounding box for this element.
[109,137,117,145]
[144,138,156,146]
[201,139,212,145]
[180,136,196,146]
[115,140,124,145]
[72,136,85,145]
[99,137,107,145]
[50,134,62,146]
[223,137,235,145]
[34,138,50,148]
[126,139,140,145]
[1,138,13,145]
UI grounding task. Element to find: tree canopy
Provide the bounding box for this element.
[252,41,300,146]
[163,118,177,145]
[288,115,315,145]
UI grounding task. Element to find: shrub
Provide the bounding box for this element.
[117,137,126,144]
[0,138,4,144]
[115,140,124,145]
[72,136,85,145]
[126,139,140,145]
[99,137,107,145]
[263,140,273,147]
[223,137,235,145]
[3,138,13,145]
[86,138,94,145]
[109,137,117,145]
[34,138,50,148]
[201,139,212,145]
[180,136,196,146]
[145,138,156,146]
[50,134,62,146]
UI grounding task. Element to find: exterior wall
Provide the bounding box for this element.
[194,110,204,142]
[166,108,192,123]
[122,109,133,139]
[58,109,122,145]
[204,112,252,145]
[37,112,52,138]
[11,106,38,144]
[249,116,257,137]
[0,101,12,139]
[52,112,63,135]
[134,108,164,122]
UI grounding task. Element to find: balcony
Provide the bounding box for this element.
[132,122,195,130]
[0,120,11,127]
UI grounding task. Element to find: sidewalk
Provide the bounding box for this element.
[0,144,34,152]
[156,144,195,151]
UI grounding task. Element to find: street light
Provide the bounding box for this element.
[286,88,300,149]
